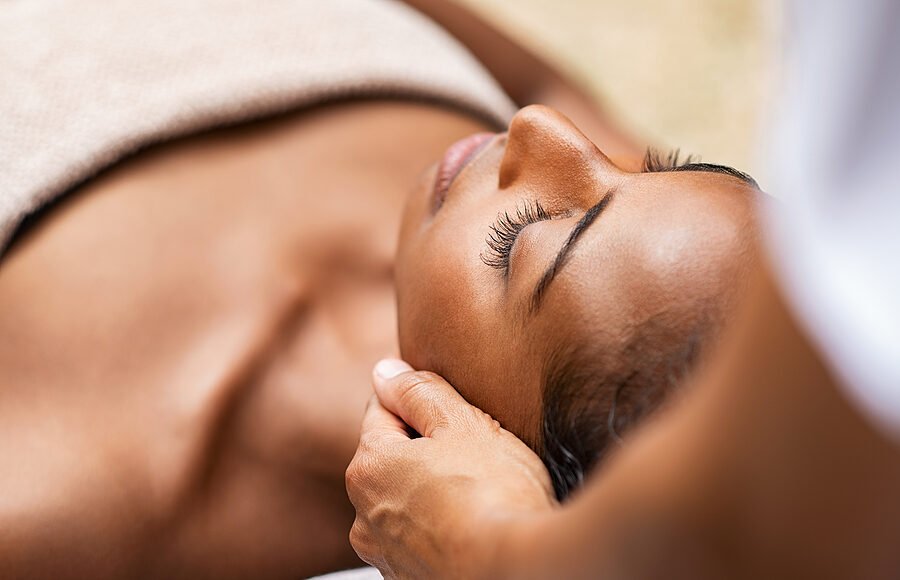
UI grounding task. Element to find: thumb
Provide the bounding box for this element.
[372,359,472,438]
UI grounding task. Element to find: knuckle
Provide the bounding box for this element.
[357,429,381,452]
[488,417,503,433]
[347,445,401,502]
[396,372,454,427]
[350,522,383,570]
[394,371,440,400]
[482,411,503,433]
[345,456,370,491]
[414,370,444,384]
[348,519,365,549]
[463,406,495,430]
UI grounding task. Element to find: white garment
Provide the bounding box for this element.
[766,0,900,440]
[310,567,383,580]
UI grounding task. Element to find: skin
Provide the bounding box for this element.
[0,102,493,578]
[0,2,755,576]
[349,259,900,579]
[2,2,624,575]
[396,104,758,445]
[0,100,755,577]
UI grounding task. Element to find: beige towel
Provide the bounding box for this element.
[0,0,516,254]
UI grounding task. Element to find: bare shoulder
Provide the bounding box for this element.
[0,100,493,577]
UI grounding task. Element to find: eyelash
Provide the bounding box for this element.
[481,200,551,273]
[641,147,698,172]
[478,150,688,272]
[642,147,759,188]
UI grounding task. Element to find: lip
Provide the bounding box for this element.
[431,132,495,214]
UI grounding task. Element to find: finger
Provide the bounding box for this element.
[372,358,474,438]
[347,396,409,507]
[348,520,374,568]
[359,394,410,445]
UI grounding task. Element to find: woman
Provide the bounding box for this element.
[345,1,900,579]
[393,104,758,498]
[0,0,757,577]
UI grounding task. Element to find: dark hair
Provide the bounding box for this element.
[538,313,709,501]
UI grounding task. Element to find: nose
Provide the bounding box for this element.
[498,105,617,203]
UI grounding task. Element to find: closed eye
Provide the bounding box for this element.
[481,200,551,275]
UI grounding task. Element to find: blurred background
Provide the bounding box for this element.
[458,0,780,178]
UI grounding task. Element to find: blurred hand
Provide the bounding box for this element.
[346,359,556,579]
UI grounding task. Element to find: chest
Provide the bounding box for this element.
[0,101,495,575]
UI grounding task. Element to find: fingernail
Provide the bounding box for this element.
[374,358,413,380]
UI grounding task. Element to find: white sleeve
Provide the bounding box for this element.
[765,0,900,441]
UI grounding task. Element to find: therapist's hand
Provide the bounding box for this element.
[346,359,556,579]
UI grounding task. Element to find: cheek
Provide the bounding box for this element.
[395,220,543,438]
[394,193,547,439]
[396,174,445,362]
[396,219,487,371]
[396,195,521,383]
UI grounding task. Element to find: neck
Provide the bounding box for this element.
[0,98,493,576]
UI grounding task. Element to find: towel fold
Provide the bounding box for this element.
[0,0,516,254]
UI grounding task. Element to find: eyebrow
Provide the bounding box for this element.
[529,189,616,315]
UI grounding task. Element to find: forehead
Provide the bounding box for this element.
[524,170,757,352]
[398,167,757,446]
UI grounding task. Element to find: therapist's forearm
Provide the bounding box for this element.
[494,257,900,579]
[347,248,900,578]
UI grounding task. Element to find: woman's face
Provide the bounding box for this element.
[395,105,758,445]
